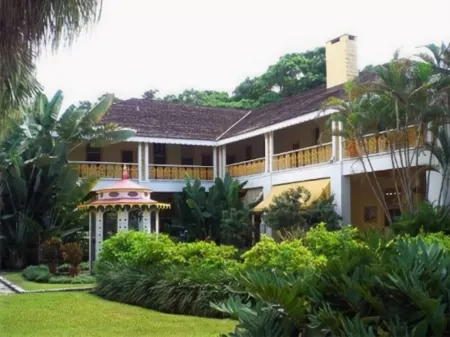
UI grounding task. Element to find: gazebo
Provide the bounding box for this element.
[79,166,170,264]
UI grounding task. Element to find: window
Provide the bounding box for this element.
[154,144,166,165]
[226,155,236,165]
[86,144,101,162]
[292,142,300,150]
[384,188,402,208]
[181,157,194,166]
[313,127,320,144]
[245,145,252,161]
[121,150,133,163]
[202,154,213,166]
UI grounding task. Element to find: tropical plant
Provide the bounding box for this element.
[391,202,450,235]
[326,55,450,224]
[0,91,135,268]
[173,174,260,245]
[216,235,450,337]
[0,1,102,120]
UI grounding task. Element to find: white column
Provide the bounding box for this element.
[213,147,218,179]
[338,121,344,161]
[144,143,149,181]
[264,133,270,173]
[142,210,151,233]
[88,211,93,272]
[222,146,227,178]
[331,121,337,160]
[95,210,104,260]
[117,209,129,232]
[330,170,351,224]
[268,132,274,172]
[155,210,160,234]
[138,142,143,181]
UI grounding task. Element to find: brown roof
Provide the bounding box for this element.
[103,72,377,142]
[218,71,377,139]
[102,99,247,141]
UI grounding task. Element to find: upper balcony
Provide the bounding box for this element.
[69,142,215,183]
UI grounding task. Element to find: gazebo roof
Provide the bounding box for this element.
[78,166,171,210]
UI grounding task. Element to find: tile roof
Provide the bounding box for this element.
[218,71,377,139]
[102,72,377,142]
[102,99,248,141]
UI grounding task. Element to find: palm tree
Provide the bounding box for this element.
[0,1,102,119]
[0,90,135,269]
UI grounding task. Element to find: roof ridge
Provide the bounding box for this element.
[216,109,253,140]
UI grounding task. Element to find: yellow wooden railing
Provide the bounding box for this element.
[149,165,214,180]
[71,162,139,179]
[226,158,265,178]
[344,126,425,159]
[272,143,332,171]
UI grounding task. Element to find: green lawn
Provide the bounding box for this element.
[1,272,95,291]
[0,292,235,337]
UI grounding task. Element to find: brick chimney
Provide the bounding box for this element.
[325,34,358,88]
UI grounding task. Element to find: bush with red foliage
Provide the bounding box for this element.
[61,242,83,276]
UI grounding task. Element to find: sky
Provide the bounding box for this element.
[36,0,450,108]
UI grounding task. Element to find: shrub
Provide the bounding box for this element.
[99,231,177,267]
[242,236,326,273]
[40,237,61,274]
[95,261,235,318]
[58,261,89,273]
[304,223,362,258]
[61,242,83,276]
[80,261,89,271]
[49,274,95,284]
[22,265,51,283]
[392,202,450,235]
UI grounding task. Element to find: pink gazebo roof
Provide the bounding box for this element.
[78,165,170,210]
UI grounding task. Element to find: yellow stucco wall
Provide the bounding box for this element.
[350,170,425,228]
[69,142,214,166]
[273,117,331,155]
[226,136,265,163]
[69,142,139,162]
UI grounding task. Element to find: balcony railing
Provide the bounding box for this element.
[272,143,332,171]
[343,126,425,159]
[226,157,265,178]
[71,161,139,179]
[149,164,214,180]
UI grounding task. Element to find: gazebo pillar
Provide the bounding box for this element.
[95,209,104,260]
[155,209,160,234]
[117,208,129,232]
[142,209,152,233]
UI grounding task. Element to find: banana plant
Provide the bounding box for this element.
[0,90,135,268]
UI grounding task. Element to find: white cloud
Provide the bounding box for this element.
[36,0,450,108]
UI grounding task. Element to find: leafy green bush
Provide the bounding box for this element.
[22,265,52,283]
[80,261,89,271]
[241,236,326,273]
[304,223,362,258]
[392,202,450,235]
[99,231,177,267]
[49,274,95,284]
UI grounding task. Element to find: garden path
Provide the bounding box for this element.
[0,277,15,294]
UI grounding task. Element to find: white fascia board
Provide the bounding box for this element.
[216,108,337,145]
[127,136,217,147]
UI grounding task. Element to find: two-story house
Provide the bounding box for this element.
[69,34,446,237]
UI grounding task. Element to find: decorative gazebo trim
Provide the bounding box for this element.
[79,166,170,267]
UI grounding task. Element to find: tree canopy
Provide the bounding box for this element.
[142,47,326,109]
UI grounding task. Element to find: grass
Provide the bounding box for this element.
[1,272,95,291]
[0,292,235,337]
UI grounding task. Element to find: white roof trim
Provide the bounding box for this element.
[128,136,217,146]
[216,108,337,145]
